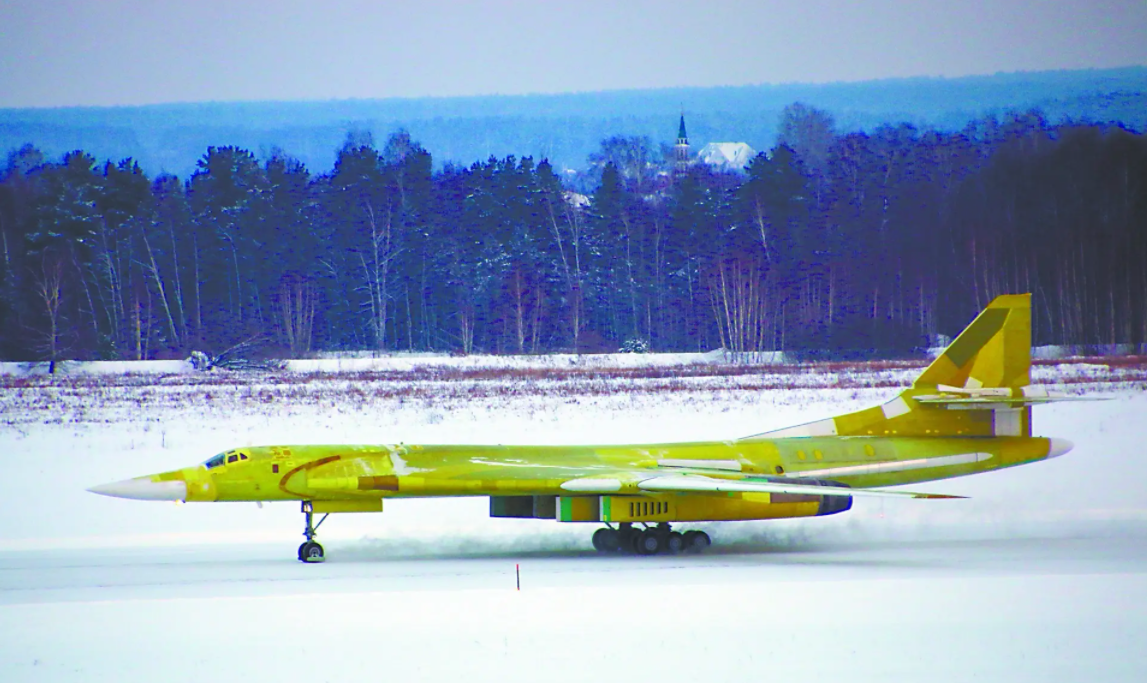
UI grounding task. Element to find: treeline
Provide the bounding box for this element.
[5,67,1145,180]
[1,107,1145,362]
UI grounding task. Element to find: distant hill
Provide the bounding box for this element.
[2,67,1145,179]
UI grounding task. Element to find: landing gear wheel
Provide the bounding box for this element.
[298,541,325,563]
[666,531,685,554]
[297,501,329,563]
[616,523,644,554]
[636,528,664,555]
[592,528,620,552]
[684,530,711,553]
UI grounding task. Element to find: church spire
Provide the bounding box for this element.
[674,113,691,175]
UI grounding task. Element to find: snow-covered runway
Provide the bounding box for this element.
[3,528,1146,681]
[6,525,1147,604]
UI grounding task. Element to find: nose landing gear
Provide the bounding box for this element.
[591,522,710,555]
[298,501,328,563]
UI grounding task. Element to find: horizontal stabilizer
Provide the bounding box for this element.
[914,384,1105,407]
[914,395,1099,406]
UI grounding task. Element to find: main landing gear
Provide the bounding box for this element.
[298,501,328,563]
[591,522,711,555]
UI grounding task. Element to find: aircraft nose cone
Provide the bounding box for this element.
[87,478,187,501]
[1047,438,1074,459]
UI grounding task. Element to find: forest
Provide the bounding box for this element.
[0,104,1145,362]
[4,67,1145,180]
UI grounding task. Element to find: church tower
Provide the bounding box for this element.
[674,114,691,175]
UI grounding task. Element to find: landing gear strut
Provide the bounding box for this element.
[298,501,328,563]
[591,522,710,555]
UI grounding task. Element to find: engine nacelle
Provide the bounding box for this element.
[599,485,850,523]
[491,481,853,523]
[788,478,853,516]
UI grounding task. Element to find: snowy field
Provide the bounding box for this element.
[2,356,1146,681]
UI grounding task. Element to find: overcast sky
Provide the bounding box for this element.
[2,0,1146,108]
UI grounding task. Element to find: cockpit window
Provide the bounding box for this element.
[204,451,248,469]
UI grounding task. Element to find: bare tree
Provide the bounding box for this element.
[33,255,65,371]
[141,234,181,348]
[506,264,543,354]
[776,103,837,179]
[278,274,316,355]
[705,254,773,354]
[545,189,587,352]
[357,200,399,350]
[588,136,658,195]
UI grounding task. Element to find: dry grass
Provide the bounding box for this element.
[2,356,1144,427]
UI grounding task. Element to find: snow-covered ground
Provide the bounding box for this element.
[1,357,1145,681]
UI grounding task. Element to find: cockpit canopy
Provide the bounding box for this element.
[203,450,249,469]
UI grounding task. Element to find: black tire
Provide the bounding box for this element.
[636,529,663,555]
[687,530,711,553]
[591,528,607,551]
[299,541,325,563]
[682,530,698,550]
[592,528,620,552]
[666,531,685,554]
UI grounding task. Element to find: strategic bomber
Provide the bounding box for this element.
[90,294,1077,562]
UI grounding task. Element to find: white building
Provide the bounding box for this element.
[696,142,757,173]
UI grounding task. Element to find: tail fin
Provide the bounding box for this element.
[913,293,1031,390]
[747,294,1036,440]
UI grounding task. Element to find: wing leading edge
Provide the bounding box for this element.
[561,474,964,499]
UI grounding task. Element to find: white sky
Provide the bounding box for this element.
[2,0,1146,107]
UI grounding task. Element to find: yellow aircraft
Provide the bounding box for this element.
[90,294,1076,562]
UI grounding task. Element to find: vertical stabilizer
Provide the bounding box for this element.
[914,294,1031,390]
[745,294,1034,440]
